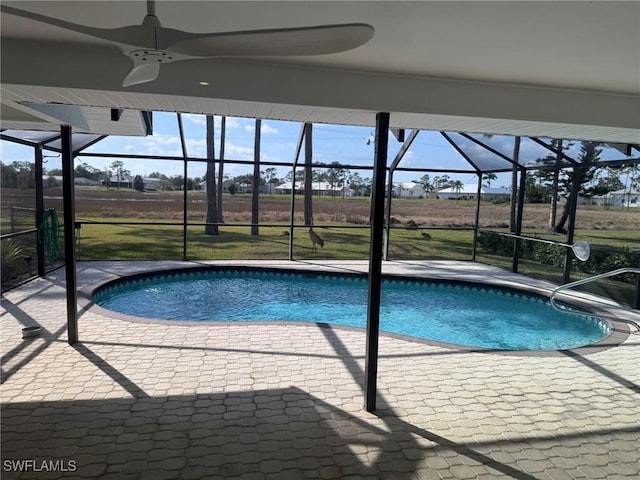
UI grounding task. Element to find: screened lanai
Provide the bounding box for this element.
[3,121,639,301]
[2,2,640,467]
[0,1,640,479]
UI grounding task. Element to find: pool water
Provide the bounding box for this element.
[94,269,609,351]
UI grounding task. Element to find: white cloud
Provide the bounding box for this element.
[183,114,206,126]
[225,142,253,160]
[224,117,241,129]
[261,123,278,134]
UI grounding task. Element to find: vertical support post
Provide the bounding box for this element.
[34,145,46,276]
[364,112,390,413]
[303,123,313,227]
[563,166,582,283]
[512,166,526,272]
[204,115,219,236]
[509,137,522,271]
[61,125,78,344]
[634,256,640,310]
[383,170,393,261]
[289,123,307,260]
[177,113,188,260]
[216,117,226,223]
[251,119,261,236]
[472,173,482,261]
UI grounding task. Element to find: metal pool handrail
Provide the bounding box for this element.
[550,268,640,329]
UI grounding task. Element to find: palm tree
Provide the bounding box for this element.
[482,173,497,188]
[451,180,464,201]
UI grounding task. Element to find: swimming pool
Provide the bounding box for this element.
[93,267,610,351]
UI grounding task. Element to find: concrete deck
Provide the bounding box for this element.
[2,260,639,479]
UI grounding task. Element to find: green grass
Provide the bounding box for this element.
[74,219,475,262]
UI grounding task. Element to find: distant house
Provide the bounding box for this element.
[386,182,426,198]
[104,174,133,189]
[275,181,353,197]
[142,177,164,190]
[199,180,261,194]
[42,175,99,187]
[592,188,640,208]
[437,184,511,201]
[75,177,101,186]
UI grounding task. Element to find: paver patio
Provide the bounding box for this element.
[1,260,639,479]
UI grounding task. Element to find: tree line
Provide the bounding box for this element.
[1,158,375,196]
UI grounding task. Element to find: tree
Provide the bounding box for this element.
[415,174,432,196]
[205,115,219,235]
[227,183,237,195]
[551,141,602,234]
[482,172,497,188]
[1,162,18,188]
[233,174,254,187]
[75,162,103,181]
[5,161,36,189]
[451,180,464,201]
[622,164,640,210]
[262,167,278,195]
[133,175,145,192]
[285,169,305,184]
[325,161,345,198]
[147,172,169,190]
[109,160,129,190]
[533,139,575,231]
[348,172,371,196]
[524,172,550,203]
[590,167,624,197]
[168,175,185,190]
[433,175,451,189]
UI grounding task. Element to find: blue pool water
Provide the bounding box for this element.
[94,269,609,351]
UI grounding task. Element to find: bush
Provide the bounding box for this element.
[582,246,639,283]
[133,175,145,192]
[477,231,513,255]
[478,231,639,284]
[1,239,24,283]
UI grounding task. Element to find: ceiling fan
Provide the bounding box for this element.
[1,1,374,87]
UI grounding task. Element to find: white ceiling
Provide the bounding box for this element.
[1,1,639,143]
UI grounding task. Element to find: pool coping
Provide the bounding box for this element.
[78,261,634,357]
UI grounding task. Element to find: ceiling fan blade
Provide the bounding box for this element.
[163,23,375,57]
[0,4,154,46]
[122,63,160,87]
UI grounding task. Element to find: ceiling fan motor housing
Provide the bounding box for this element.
[130,50,176,64]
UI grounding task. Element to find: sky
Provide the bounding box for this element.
[2,112,635,189]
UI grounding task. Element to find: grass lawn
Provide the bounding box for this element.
[74,220,475,262]
[3,188,638,304]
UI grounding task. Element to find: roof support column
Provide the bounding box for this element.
[511,138,525,272]
[364,112,390,413]
[383,170,394,261]
[177,113,188,260]
[61,125,78,345]
[472,173,482,261]
[252,119,261,236]
[563,166,582,283]
[384,129,419,261]
[512,169,527,273]
[288,123,307,259]
[34,144,45,277]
